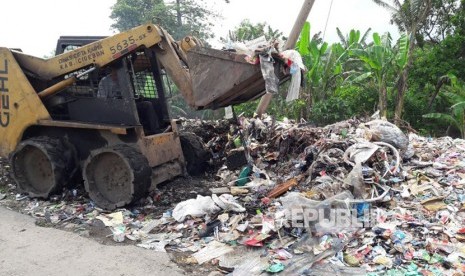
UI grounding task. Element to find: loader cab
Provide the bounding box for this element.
[55,36,107,55]
[48,37,171,135]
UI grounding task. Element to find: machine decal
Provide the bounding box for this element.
[58,43,105,70]
[112,44,138,59]
[0,59,9,127]
[110,35,141,59]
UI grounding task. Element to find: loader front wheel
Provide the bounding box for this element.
[10,137,76,198]
[83,145,151,210]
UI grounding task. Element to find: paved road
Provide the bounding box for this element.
[0,207,184,276]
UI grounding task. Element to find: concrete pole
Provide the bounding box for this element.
[255,0,316,117]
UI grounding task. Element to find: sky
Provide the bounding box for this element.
[0,0,399,57]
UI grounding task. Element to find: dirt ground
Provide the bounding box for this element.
[0,206,184,276]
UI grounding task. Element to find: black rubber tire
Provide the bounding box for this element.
[10,136,76,198]
[83,145,151,210]
[180,132,209,176]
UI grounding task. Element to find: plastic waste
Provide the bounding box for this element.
[266,263,285,273]
[373,255,393,268]
[286,65,301,102]
[172,195,221,222]
[358,119,409,151]
[219,248,268,276]
[280,50,306,71]
[259,55,279,94]
[344,162,366,199]
[275,249,293,260]
[111,225,126,243]
[192,240,234,264]
[199,220,222,238]
[343,253,361,267]
[212,194,246,213]
[236,166,252,186]
[344,142,380,165]
[280,190,354,211]
[279,50,306,102]
[244,233,270,247]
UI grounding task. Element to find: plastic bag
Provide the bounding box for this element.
[212,194,246,213]
[172,195,221,222]
[280,50,306,71]
[343,162,367,199]
[280,50,306,102]
[358,119,409,151]
[286,65,301,102]
[344,142,380,165]
[259,55,279,94]
[280,190,354,211]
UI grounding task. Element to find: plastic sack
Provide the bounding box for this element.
[358,119,409,151]
[245,36,268,53]
[280,50,306,71]
[259,55,279,94]
[227,36,268,60]
[212,194,246,213]
[280,50,306,102]
[280,190,354,211]
[343,162,367,199]
[344,142,380,165]
[172,195,221,222]
[286,66,301,102]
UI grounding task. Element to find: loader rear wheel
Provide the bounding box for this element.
[83,145,151,210]
[180,132,209,176]
[10,137,76,198]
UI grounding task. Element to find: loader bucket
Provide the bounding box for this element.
[187,47,270,110]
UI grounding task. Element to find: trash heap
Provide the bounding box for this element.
[1,116,465,275]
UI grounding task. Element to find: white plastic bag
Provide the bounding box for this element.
[280,50,306,102]
[286,67,301,102]
[172,195,221,222]
[212,194,246,213]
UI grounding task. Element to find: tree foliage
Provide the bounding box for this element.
[423,75,465,138]
[222,19,285,42]
[110,0,219,40]
[371,0,432,123]
[420,0,460,43]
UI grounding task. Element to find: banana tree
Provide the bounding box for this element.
[336,28,372,49]
[347,32,396,118]
[372,0,433,123]
[344,32,410,119]
[297,22,351,115]
[423,75,465,138]
[423,100,465,139]
[296,22,327,118]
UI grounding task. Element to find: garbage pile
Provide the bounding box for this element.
[1,116,465,275]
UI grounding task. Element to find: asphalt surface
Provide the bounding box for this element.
[0,206,184,276]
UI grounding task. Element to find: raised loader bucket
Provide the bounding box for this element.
[187,47,270,110]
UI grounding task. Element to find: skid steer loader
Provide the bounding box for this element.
[0,1,315,210]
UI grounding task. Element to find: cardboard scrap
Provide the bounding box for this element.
[421,197,447,212]
[96,211,124,227]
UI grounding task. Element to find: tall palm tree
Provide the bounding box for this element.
[372,0,432,123]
